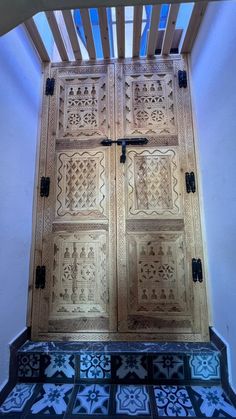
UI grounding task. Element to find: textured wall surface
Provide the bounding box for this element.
[190,1,236,390]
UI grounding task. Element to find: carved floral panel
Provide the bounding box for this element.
[124,74,177,136]
[127,233,190,316]
[57,75,108,139]
[56,150,107,220]
[49,232,108,320]
[127,148,181,217]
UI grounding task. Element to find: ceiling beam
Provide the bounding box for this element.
[24,17,50,62]
[116,6,125,58]
[98,7,110,59]
[0,0,209,37]
[161,3,180,55]
[80,9,96,59]
[62,10,82,60]
[45,11,69,61]
[147,5,161,57]
[180,1,208,53]
[132,5,143,58]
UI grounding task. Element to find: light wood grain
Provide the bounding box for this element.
[98,7,110,59]
[147,5,161,57]
[180,1,208,53]
[132,5,143,58]
[45,11,69,61]
[24,17,50,62]
[116,6,125,58]
[161,4,180,55]
[80,8,96,59]
[62,10,82,60]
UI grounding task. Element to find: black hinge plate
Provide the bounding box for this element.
[178,70,187,88]
[45,78,55,96]
[40,177,50,197]
[185,172,196,193]
[192,258,203,282]
[35,266,46,289]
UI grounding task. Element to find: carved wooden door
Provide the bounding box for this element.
[31,58,209,341]
[31,63,117,339]
[115,59,209,341]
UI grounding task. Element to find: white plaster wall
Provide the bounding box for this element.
[0,25,42,388]
[190,1,236,389]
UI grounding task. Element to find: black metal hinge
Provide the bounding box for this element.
[192,258,203,283]
[178,70,187,88]
[40,177,50,197]
[35,266,46,289]
[45,77,55,96]
[185,172,196,193]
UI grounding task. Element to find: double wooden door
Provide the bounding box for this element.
[31,58,209,341]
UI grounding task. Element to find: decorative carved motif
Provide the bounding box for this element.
[124,74,176,137]
[127,148,181,217]
[57,75,109,139]
[127,233,189,316]
[50,232,108,320]
[56,151,106,219]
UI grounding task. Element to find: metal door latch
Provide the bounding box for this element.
[101,138,148,163]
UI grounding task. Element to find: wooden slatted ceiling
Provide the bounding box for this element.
[132,5,143,58]
[62,10,82,60]
[45,11,69,61]
[147,5,161,57]
[80,8,96,59]
[116,6,125,58]
[25,3,208,63]
[180,1,208,53]
[162,4,180,55]
[98,7,110,59]
[24,18,50,62]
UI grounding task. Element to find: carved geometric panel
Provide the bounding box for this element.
[124,74,177,136]
[127,149,181,217]
[57,75,108,139]
[49,232,108,320]
[56,150,107,220]
[127,233,191,316]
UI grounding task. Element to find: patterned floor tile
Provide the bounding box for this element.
[72,384,110,415]
[189,353,220,380]
[153,355,185,380]
[191,386,236,417]
[80,354,111,379]
[115,355,148,381]
[0,383,36,413]
[29,383,73,415]
[42,354,75,381]
[17,354,40,379]
[116,385,150,416]
[154,385,196,417]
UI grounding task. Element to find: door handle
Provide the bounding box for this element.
[101,138,148,163]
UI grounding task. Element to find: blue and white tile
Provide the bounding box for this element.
[17,354,41,379]
[191,386,236,417]
[42,353,75,381]
[154,385,196,417]
[115,355,148,381]
[116,385,150,416]
[80,354,111,379]
[153,355,184,380]
[189,353,220,380]
[29,383,73,415]
[72,384,110,415]
[0,383,36,413]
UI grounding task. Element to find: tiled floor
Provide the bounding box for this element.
[1,382,236,417]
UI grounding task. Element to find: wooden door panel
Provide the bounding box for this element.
[31,64,116,339]
[116,59,208,340]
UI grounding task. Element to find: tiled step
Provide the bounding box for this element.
[16,341,222,385]
[1,382,236,418]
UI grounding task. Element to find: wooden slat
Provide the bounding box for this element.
[181,2,208,53]
[147,5,161,57]
[161,4,180,55]
[45,11,69,61]
[132,5,143,58]
[62,10,82,60]
[24,17,50,62]
[98,7,110,59]
[116,6,125,58]
[80,8,96,60]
